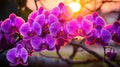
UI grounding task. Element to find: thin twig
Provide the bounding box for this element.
[103,46,106,61]
[56,47,99,64]
[96,0,118,11]
[117,11,120,20]
[34,0,38,10]
[39,0,48,10]
[69,45,78,59]
[70,40,118,67]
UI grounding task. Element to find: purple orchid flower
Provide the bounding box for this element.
[31,34,56,51]
[51,2,73,20]
[6,44,28,66]
[30,10,58,51]
[0,13,24,47]
[66,17,93,37]
[0,20,16,50]
[19,22,42,38]
[85,25,112,46]
[20,10,57,51]
[84,12,105,28]
[34,10,58,27]
[19,21,42,52]
[49,3,74,50]
[28,7,44,24]
[66,19,78,36]
[49,22,68,50]
[106,49,117,61]
[106,21,120,43]
[1,13,25,34]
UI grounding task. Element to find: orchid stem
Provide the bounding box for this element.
[34,0,38,10]
[103,46,106,61]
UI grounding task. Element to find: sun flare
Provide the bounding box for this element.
[69,2,81,12]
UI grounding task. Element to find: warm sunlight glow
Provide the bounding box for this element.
[69,2,81,12]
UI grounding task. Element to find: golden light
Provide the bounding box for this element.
[69,2,81,12]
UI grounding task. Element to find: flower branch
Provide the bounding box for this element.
[70,39,118,67]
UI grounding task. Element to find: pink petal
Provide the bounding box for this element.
[34,14,45,26]
[47,14,58,25]
[66,19,78,35]
[15,17,25,29]
[19,23,30,37]
[49,22,61,36]
[62,5,73,19]
[94,16,105,27]
[37,7,44,15]
[10,62,19,66]
[31,36,42,50]
[1,19,12,33]
[101,29,111,43]
[46,34,56,49]
[31,22,42,35]
[51,7,60,17]
[81,19,93,35]
[6,48,17,63]
[28,11,37,20]
[9,13,16,23]
[20,47,28,63]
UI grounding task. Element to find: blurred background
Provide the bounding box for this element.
[0,0,120,67]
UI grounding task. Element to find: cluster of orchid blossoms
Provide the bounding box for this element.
[0,2,119,66]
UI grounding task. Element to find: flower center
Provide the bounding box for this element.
[27,31,36,37]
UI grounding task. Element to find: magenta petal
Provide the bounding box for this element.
[58,2,65,8]
[10,62,19,66]
[37,7,44,15]
[15,17,25,28]
[31,36,42,50]
[16,44,23,53]
[28,18,34,25]
[19,23,30,37]
[84,14,93,22]
[62,5,73,19]
[94,16,105,28]
[44,11,50,16]
[32,22,42,35]
[28,11,37,20]
[49,22,61,36]
[6,48,17,63]
[85,30,97,45]
[81,19,93,35]
[85,39,95,45]
[92,12,98,20]
[66,19,78,35]
[9,13,16,23]
[34,14,45,26]
[105,24,112,33]
[117,27,120,36]
[101,29,111,43]
[95,25,103,34]
[46,34,56,49]
[51,7,60,17]
[113,21,120,28]
[112,21,120,33]
[1,19,12,33]
[47,14,58,25]
[20,47,28,63]
[77,15,83,26]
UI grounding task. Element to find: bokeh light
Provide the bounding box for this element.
[69,2,81,12]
